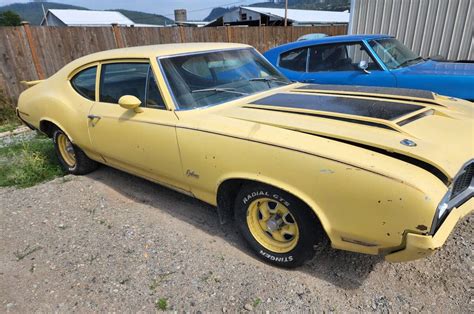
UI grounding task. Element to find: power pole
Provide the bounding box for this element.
[41,3,48,26]
[284,0,288,26]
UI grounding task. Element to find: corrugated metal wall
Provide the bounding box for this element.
[349,0,474,60]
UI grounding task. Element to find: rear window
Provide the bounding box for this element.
[278,48,307,72]
[71,66,97,100]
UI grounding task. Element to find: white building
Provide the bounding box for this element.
[218,6,349,26]
[40,9,136,27]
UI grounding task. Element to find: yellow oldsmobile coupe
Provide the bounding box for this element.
[17,43,473,267]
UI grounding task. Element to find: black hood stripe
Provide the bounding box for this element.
[250,93,424,121]
[296,84,435,100]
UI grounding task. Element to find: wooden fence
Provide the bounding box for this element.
[0,24,347,108]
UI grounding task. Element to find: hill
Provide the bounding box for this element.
[204,6,237,22]
[0,2,86,24]
[204,0,350,21]
[0,2,173,25]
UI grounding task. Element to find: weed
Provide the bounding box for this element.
[13,245,42,261]
[155,298,168,311]
[149,272,176,293]
[253,298,261,307]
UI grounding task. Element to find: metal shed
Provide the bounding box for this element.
[349,0,473,61]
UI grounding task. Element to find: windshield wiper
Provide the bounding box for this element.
[191,88,249,96]
[396,56,424,68]
[248,77,292,85]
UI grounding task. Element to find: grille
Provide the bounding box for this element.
[451,162,474,200]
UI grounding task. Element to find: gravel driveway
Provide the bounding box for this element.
[1,167,472,312]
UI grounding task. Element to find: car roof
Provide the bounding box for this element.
[265,34,393,53]
[67,43,252,70]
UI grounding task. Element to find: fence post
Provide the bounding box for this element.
[226,26,232,42]
[179,26,185,43]
[21,21,45,80]
[111,23,125,48]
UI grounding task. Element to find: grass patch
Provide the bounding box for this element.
[155,298,168,311]
[0,134,64,188]
[0,120,20,133]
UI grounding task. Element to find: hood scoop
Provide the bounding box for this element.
[246,93,432,134]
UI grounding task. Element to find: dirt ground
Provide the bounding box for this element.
[1,167,472,312]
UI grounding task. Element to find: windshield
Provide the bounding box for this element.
[159,48,291,110]
[369,38,423,70]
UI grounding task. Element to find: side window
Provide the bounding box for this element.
[308,43,379,72]
[278,48,308,72]
[71,66,97,100]
[146,68,166,109]
[100,62,149,104]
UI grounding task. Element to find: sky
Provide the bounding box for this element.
[0,0,264,20]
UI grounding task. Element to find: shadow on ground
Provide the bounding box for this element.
[88,166,382,290]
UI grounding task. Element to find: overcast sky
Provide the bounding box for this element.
[0,0,264,20]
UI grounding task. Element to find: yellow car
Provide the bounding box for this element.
[17,43,473,267]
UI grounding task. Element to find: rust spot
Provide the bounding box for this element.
[416,224,428,231]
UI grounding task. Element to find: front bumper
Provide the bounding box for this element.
[385,197,473,262]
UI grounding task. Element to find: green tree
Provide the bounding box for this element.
[0,10,22,26]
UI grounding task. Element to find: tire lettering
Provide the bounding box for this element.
[243,191,270,204]
[272,194,290,207]
[259,250,293,263]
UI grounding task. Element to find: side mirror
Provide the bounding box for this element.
[358,60,370,74]
[118,95,142,113]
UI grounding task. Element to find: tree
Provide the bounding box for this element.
[0,10,22,26]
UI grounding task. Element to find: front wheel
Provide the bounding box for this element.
[53,129,98,175]
[234,183,324,268]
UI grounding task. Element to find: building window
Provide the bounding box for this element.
[241,13,247,21]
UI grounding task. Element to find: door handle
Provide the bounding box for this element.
[87,114,101,127]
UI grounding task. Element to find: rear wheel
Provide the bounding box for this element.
[234,183,324,268]
[53,129,98,175]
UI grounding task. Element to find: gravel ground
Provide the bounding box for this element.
[1,167,472,312]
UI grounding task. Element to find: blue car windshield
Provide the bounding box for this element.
[369,38,423,70]
[159,48,291,110]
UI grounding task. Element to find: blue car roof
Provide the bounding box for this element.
[265,34,393,54]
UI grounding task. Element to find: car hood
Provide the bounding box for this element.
[399,60,474,76]
[216,84,474,182]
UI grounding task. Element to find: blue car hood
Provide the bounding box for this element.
[400,60,474,76]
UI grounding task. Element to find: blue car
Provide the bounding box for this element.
[264,34,474,101]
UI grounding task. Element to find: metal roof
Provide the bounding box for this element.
[241,6,350,24]
[45,9,135,26]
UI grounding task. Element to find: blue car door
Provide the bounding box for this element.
[298,41,397,87]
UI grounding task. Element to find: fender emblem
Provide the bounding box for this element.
[186,169,200,179]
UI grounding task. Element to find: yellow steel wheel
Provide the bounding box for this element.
[246,198,299,253]
[57,133,76,167]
